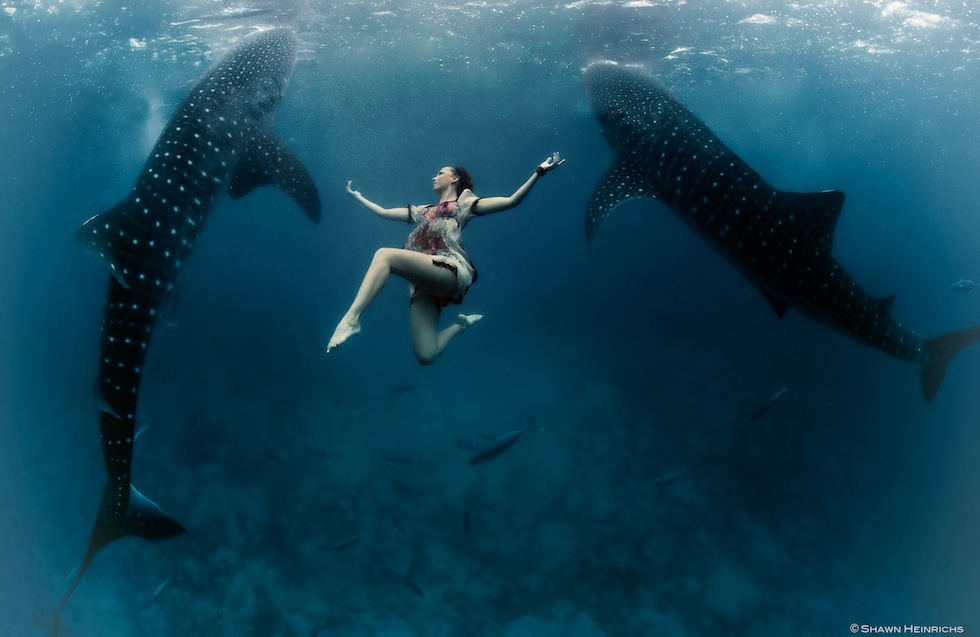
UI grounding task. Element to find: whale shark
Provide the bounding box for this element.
[56,27,320,633]
[583,60,980,402]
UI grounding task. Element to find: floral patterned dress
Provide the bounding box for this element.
[404,195,479,306]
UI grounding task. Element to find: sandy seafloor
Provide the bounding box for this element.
[1,1,979,636]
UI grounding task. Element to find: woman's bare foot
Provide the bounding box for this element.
[327,315,361,353]
[456,313,483,330]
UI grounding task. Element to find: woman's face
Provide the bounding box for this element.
[432,166,457,193]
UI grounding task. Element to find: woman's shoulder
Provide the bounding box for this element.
[457,189,478,204]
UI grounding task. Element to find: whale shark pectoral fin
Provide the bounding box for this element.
[228,124,322,223]
[76,204,134,289]
[54,483,187,635]
[763,292,789,318]
[586,154,659,242]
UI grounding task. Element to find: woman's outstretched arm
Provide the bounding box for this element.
[346,180,410,221]
[470,152,565,216]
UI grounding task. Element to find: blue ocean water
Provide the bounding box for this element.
[1,1,978,635]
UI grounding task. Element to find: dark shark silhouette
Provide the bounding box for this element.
[56,27,320,633]
[583,60,980,402]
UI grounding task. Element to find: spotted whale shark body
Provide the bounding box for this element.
[583,60,980,402]
[56,27,320,633]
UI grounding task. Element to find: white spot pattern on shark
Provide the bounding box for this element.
[583,60,980,403]
[56,27,321,634]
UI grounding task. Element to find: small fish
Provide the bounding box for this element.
[385,508,409,536]
[309,614,330,637]
[467,428,528,465]
[950,279,979,293]
[379,452,415,465]
[189,609,221,637]
[398,576,424,596]
[307,446,340,460]
[265,447,289,464]
[389,558,424,597]
[388,383,419,394]
[747,386,789,423]
[137,575,172,610]
[315,535,360,551]
[652,469,685,486]
[385,473,412,498]
[462,503,474,535]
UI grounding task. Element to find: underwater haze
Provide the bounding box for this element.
[2,1,979,636]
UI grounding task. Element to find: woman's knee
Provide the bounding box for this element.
[414,348,438,366]
[411,324,440,365]
[371,247,396,265]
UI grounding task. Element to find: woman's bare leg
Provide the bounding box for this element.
[410,297,483,365]
[327,248,458,352]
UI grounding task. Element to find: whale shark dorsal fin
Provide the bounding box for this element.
[76,203,134,289]
[763,292,789,318]
[586,154,658,242]
[228,124,322,223]
[876,294,896,316]
[93,382,121,419]
[780,189,845,257]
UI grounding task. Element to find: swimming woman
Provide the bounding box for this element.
[326,152,565,364]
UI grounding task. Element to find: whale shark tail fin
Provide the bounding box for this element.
[54,484,187,635]
[921,325,980,402]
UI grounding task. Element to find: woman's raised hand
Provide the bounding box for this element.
[538,152,566,174]
[346,180,361,198]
